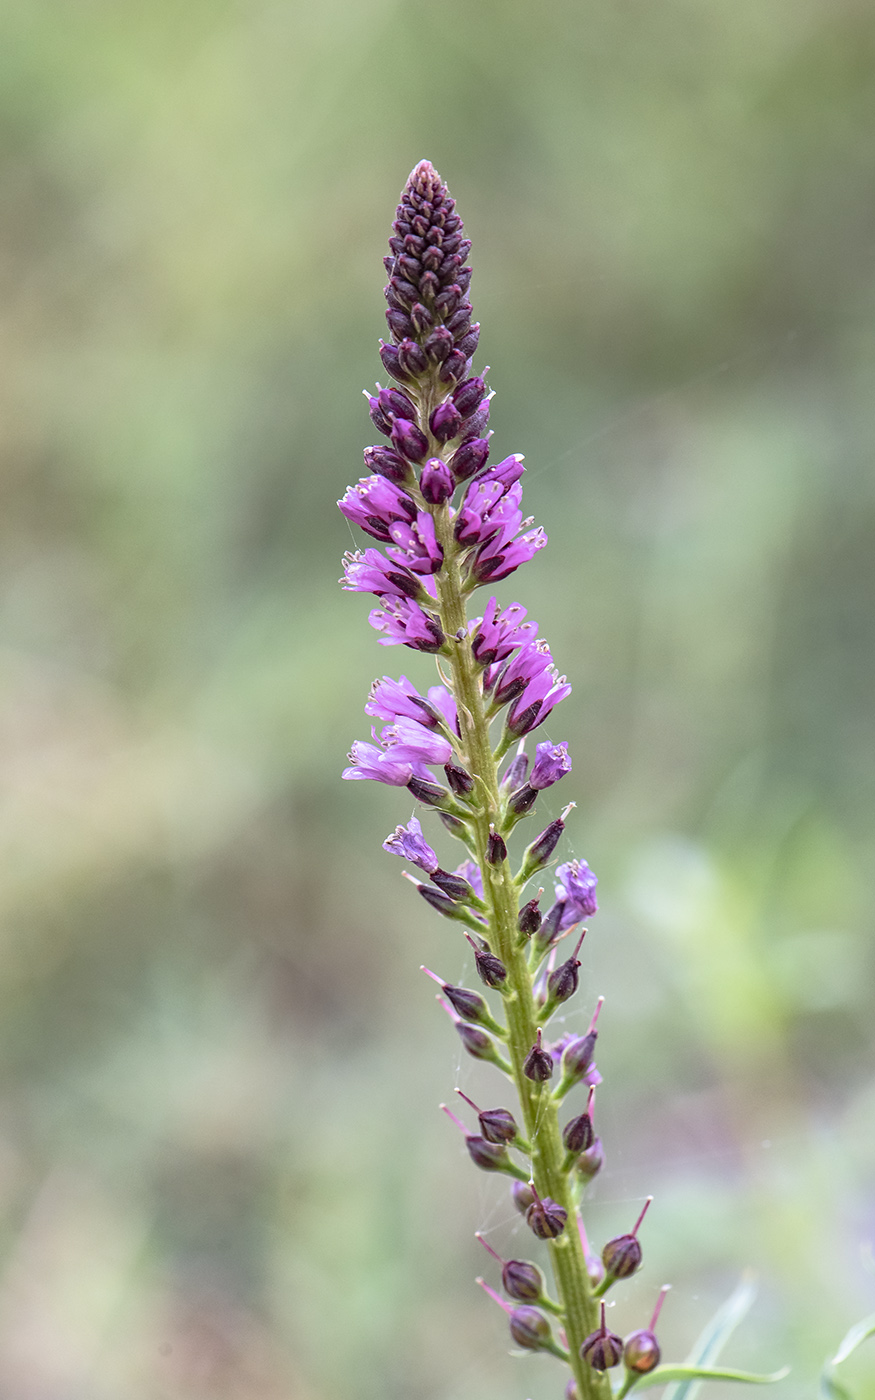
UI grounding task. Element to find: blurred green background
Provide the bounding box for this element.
[1,0,874,1396]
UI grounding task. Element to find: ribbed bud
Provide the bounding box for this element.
[417,884,462,917]
[443,984,491,1024]
[379,386,417,420]
[456,324,481,357]
[534,900,563,951]
[519,818,565,878]
[439,348,469,382]
[525,1196,567,1240]
[501,748,529,790]
[509,1306,552,1351]
[486,830,507,865]
[363,444,410,483]
[547,951,581,1006]
[562,1111,595,1154]
[624,1330,661,1374]
[438,811,469,839]
[507,783,538,816]
[443,761,474,796]
[397,339,428,377]
[468,939,508,990]
[429,402,462,443]
[449,437,490,482]
[379,341,408,381]
[502,1259,544,1302]
[420,457,454,503]
[466,1135,509,1172]
[390,418,428,464]
[455,1021,495,1061]
[431,868,474,900]
[602,1234,642,1279]
[478,1107,518,1144]
[461,400,490,439]
[511,1180,536,1215]
[424,326,454,363]
[518,899,542,937]
[580,1325,623,1371]
[523,1031,553,1082]
[407,776,449,805]
[452,375,486,416]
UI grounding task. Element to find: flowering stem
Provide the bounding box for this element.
[429,497,610,1400]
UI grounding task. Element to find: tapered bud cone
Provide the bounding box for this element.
[580,1325,623,1371]
[624,1330,661,1374]
[478,1107,517,1144]
[431,868,473,900]
[547,955,580,1005]
[525,1196,567,1239]
[602,1233,642,1279]
[509,1307,552,1350]
[443,984,490,1024]
[453,375,486,416]
[523,1034,553,1082]
[472,947,507,990]
[511,1180,536,1215]
[561,1030,597,1080]
[455,1022,493,1060]
[562,1111,594,1154]
[502,1259,544,1302]
[518,899,542,937]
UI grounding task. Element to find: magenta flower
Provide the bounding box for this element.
[368,598,446,652]
[342,548,423,601]
[469,523,548,586]
[366,675,448,729]
[470,598,537,667]
[337,476,416,541]
[529,740,571,790]
[507,664,572,736]
[386,511,444,575]
[554,859,599,926]
[381,717,453,766]
[341,740,416,786]
[382,815,439,873]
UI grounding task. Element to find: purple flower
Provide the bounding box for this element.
[342,548,423,601]
[362,444,410,484]
[390,418,429,464]
[474,453,525,491]
[470,598,537,667]
[342,740,416,786]
[337,476,416,542]
[454,859,484,900]
[426,684,458,732]
[493,638,556,705]
[420,457,454,505]
[383,815,439,873]
[365,675,447,729]
[507,665,572,736]
[529,741,571,790]
[455,478,523,548]
[469,524,547,586]
[381,717,453,765]
[554,859,598,926]
[385,511,444,575]
[368,598,445,652]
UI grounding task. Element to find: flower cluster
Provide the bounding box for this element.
[334,161,776,1400]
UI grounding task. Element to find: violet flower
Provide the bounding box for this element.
[382,815,439,873]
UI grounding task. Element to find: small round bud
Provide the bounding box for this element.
[561,1030,597,1081]
[511,1180,535,1215]
[455,1021,494,1061]
[523,1030,553,1082]
[457,1091,517,1145]
[575,1137,605,1181]
[526,1195,567,1240]
[563,1111,595,1154]
[581,1325,623,1371]
[518,899,542,937]
[486,829,507,865]
[391,418,428,464]
[466,1135,509,1173]
[502,1259,544,1302]
[397,338,428,377]
[443,983,491,1025]
[429,401,462,443]
[420,457,454,505]
[624,1330,661,1374]
[509,1306,552,1351]
[452,375,486,417]
[602,1235,642,1279]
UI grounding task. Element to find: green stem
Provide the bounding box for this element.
[412,429,608,1399]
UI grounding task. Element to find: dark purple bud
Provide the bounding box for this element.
[486,829,507,865]
[534,900,563,951]
[420,456,454,504]
[410,301,433,333]
[460,400,490,439]
[379,341,409,381]
[458,1092,518,1144]
[523,1029,553,1082]
[420,269,441,301]
[435,284,462,317]
[388,277,418,306]
[446,304,472,335]
[456,267,472,294]
[465,933,508,990]
[511,1180,536,1215]
[438,810,469,839]
[508,783,538,816]
[443,761,474,797]
[520,815,567,879]
[390,418,428,464]
[431,868,474,901]
[575,1137,605,1181]
[424,326,454,364]
[624,1331,661,1375]
[429,402,463,443]
[441,982,492,1026]
[455,1020,495,1061]
[363,444,410,484]
[368,396,393,434]
[398,339,429,377]
[386,307,414,341]
[526,1193,567,1240]
[379,386,417,420]
[417,883,461,917]
[547,931,585,1005]
[466,1135,509,1172]
[602,1198,652,1279]
[501,745,529,791]
[580,1304,623,1371]
[502,1259,544,1302]
[452,375,486,416]
[563,1112,595,1154]
[439,348,470,383]
[407,776,449,805]
[456,324,480,357]
[449,437,490,482]
[562,1031,597,1081]
[518,899,542,937]
[509,1307,553,1351]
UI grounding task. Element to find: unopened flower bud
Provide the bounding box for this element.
[439,347,469,382]
[429,402,462,443]
[523,1029,553,1082]
[431,868,474,901]
[438,811,471,841]
[502,1259,544,1301]
[391,418,428,464]
[397,338,428,377]
[624,1330,661,1374]
[518,898,542,937]
[511,1180,535,1214]
[563,1111,595,1154]
[424,326,454,364]
[486,828,507,865]
[526,1193,567,1240]
[466,1134,510,1172]
[443,983,492,1024]
[519,817,566,880]
[420,457,454,504]
[455,1021,495,1061]
[379,386,417,420]
[443,761,474,797]
[452,375,486,416]
[449,437,489,482]
[575,1137,604,1181]
[509,1306,553,1351]
[465,934,507,990]
[379,341,408,381]
[546,931,585,1007]
[508,783,538,816]
[500,743,529,791]
[417,884,464,917]
[534,900,563,951]
[562,1030,597,1081]
[407,775,449,805]
[602,1198,652,1280]
[457,1091,518,1145]
[580,1303,623,1371]
[363,444,410,483]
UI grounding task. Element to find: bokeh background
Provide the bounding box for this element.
[1,1,874,1397]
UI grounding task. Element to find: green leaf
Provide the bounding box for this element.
[636,1367,790,1393]
[662,1276,759,1400]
